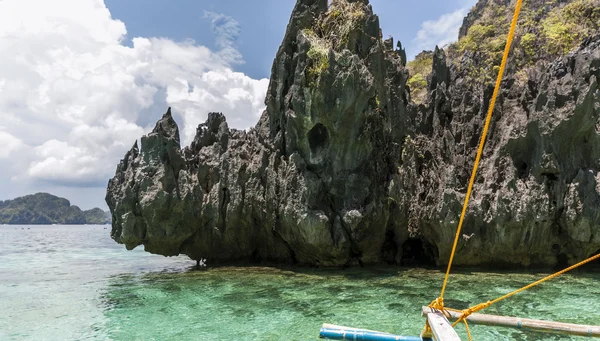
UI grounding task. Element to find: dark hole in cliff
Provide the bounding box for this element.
[400,238,437,267]
[543,172,558,182]
[590,249,600,269]
[454,130,462,144]
[424,150,433,161]
[554,93,569,109]
[381,230,398,264]
[251,249,262,263]
[503,78,515,90]
[417,159,424,176]
[551,244,560,255]
[308,123,329,153]
[515,160,529,179]
[556,253,569,269]
[551,244,568,269]
[440,109,453,128]
[468,130,481,149]
[527,82,538,105]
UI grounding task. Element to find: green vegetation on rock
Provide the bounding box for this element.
[406,51,433,104]
[445,0,600,84]
[303,29,331,87]
[542,0,600,56]
[83,208,112,225]
[302,0,368,87]
[319,0,366,48]
[106,0,600,268]
[0,193,111,225]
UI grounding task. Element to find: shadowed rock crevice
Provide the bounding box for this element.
[590,249,600,268]
[308,123,329,153]
[106,0,600,268]
[400,237,438,267]
[380,229,399,264]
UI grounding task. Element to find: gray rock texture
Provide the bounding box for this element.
[106,0,600,268]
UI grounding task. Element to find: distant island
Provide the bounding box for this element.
[0,193,111,225]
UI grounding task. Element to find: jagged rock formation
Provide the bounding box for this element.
[107,0,600,268]
[396,36,600,268]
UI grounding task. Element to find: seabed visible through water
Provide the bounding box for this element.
[0,225,598,340]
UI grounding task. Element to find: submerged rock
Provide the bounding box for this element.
[107,0,600,268]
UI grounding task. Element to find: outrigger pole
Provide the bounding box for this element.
[319,323,433,341]
[320,310,463,341]
[423,307,600,338]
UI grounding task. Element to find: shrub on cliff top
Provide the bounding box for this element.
[542,0,600,56]
[457,24,497,53]
[302,0,369,87]
[320,0,366,49]
[445,0,599,85]
[304,29,331,87]
[406,51,433,104]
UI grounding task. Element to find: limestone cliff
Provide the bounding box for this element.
[106,0,600,268]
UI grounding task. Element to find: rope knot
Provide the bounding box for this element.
[460,301,491,321]
[429,297,445,311]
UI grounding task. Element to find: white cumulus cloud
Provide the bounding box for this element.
[0,0,269,197]
[0,131,24,159]
[412,7,469,56]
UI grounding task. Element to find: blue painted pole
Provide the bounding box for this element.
[319,325,432,341]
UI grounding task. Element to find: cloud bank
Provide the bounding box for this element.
[0,0,269,196]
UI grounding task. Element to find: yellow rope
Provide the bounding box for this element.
[437,0,524,302]
[450,251,600,327]
[423,0,600,338]
[463,319,472,341]
[423,0,523,337]
[426,249,599,338]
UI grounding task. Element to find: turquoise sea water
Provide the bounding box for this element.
[0,225,598,341]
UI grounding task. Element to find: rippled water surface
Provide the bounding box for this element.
[0,225,598,340]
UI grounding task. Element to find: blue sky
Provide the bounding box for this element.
[105,0,477,79]
[0,0,477,210]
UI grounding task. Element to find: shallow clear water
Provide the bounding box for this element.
[0,225,598,341]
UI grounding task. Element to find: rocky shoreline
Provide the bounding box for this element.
[106,0,600,268]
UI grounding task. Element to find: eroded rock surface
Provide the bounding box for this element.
[107,0,600,268]
[395,36,600,267]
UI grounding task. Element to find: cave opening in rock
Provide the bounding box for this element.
[552,243,569,269]
[515,159,529,179]
[380,229,398,264]
[251,249,262,263]
[556,252,569,269]
[590,249,600,269]
[400,237,438,267]
[308,123,329,153]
